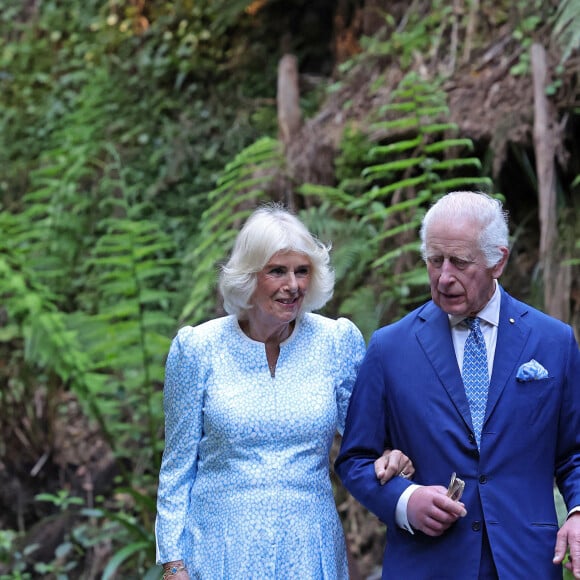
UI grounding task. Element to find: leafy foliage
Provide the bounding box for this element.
[552,0,580,64]
[1,0,578,577]
[0,152,177,578]
[180,137,285,325]
[300,71,493,337]
[0,1,285,573]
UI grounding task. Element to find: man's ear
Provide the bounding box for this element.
[492,246,510,279]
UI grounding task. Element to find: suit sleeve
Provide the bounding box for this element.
[555,325,580,510]
[335,330,413,528]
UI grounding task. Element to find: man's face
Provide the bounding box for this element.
[425,218,508,317]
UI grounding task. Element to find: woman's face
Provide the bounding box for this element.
[250,251,311,328]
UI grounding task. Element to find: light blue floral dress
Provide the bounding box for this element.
[155,313,365,579]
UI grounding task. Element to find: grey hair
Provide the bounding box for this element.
[420,191,510,267]
[219,202,335,318]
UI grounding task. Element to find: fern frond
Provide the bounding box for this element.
[552,0,580,63]
[362,157,425,178]
[339,286,387,341]
[326,70,497,326]
[181,137,284,325]
[432,177,493,191]
[298,183,355,206]
[430,158,482,171]
[370,137,423,157]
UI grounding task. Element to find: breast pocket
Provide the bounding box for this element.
[515,377,556,425]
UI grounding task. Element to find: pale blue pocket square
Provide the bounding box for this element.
[516,359,549,382]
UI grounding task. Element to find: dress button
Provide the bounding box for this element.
[472,521,482,532]
[479,475,487,484]
[468,432,476,444]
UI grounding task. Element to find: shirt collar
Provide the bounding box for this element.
[449,281,501,328]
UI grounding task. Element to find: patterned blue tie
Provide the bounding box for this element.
[462,317,489,447]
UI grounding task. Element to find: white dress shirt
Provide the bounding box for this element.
[395,282,501,532]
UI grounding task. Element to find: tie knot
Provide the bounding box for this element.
[464,317,480,331]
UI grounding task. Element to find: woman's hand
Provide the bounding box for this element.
[162,561,190,580]
[374,448,415,485]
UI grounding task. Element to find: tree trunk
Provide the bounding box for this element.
[277,54,302,209]
[531,43,570,322]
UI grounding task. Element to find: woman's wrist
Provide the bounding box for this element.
[162,560,187,578]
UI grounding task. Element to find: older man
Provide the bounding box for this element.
[336,191,580,579]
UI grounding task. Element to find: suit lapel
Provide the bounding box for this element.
[416,290,532,435]
[484,289,531,423]
[416,303,474,432]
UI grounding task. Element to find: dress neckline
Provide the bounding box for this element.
[233,314,303,348]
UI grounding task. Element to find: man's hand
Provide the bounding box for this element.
[374,448,415,485]
[407,485,467,536]
[553,512,580,578]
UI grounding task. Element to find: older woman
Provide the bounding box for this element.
[155,203,413,579]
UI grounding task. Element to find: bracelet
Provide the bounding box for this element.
[162,563,187,578]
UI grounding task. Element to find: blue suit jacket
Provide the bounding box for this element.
[336,287,580,579]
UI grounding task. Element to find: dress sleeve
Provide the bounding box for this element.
[334,317,366,436]
[155,326,205,564]
[334,331,411,528]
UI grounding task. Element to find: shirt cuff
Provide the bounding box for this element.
[568,506,580,518]
[395,483,421,533]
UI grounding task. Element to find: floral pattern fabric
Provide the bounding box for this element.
[155,313,365,579]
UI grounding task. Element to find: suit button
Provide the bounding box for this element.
[479,475,487,484]
[472,521,482,532]
[468,433,476,444]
